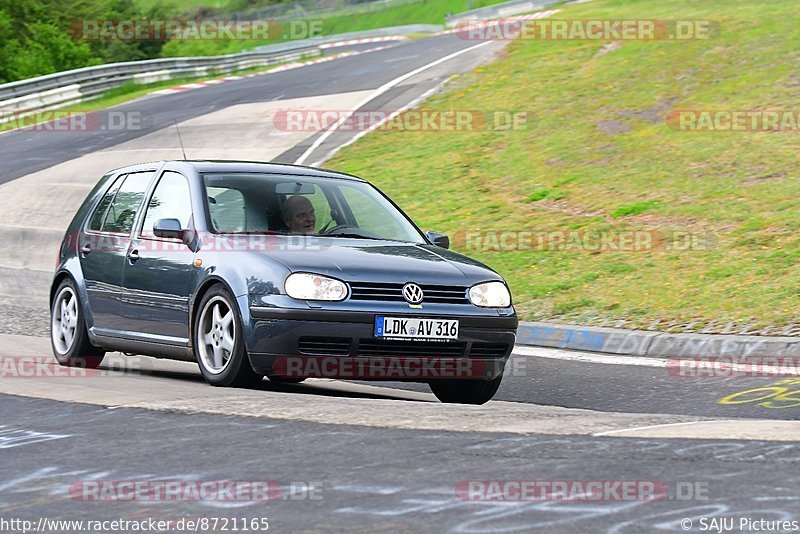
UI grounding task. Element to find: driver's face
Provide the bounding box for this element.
[285,197,316,234]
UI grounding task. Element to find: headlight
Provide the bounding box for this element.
[285,273,347,301]
[469,281,511,308]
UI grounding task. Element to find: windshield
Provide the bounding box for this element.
[202,173,426,243]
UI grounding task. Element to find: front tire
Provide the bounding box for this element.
[429,374,503,405]
[50,279,105,368]
[194,285,263,387]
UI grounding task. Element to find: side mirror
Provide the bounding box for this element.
[153,218,200,252]
[426,231,450,249]
[153,218,185,241]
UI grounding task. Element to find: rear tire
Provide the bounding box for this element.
[194,285,263,387]
[50,279,105,368]
[429,373,503,405]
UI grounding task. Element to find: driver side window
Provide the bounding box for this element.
[140,171,192,238]
[278,185,332,233]
[306,186,333,232]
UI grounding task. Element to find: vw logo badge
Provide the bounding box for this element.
[402,283,424,304]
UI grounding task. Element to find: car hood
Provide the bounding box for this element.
[264,239,503,285]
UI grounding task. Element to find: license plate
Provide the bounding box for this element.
[374,316,459,341]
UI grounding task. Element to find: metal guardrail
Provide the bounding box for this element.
[1,0,567,117]
[0,43,320,117]
[445,0,562,26]
[0,25,443,120]
[4,0,573,121]
[232,0,429,21]
[253,24,443,52]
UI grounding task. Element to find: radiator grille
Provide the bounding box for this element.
[348,282,469,304]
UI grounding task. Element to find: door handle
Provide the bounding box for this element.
[128,249,140,262]
[81,244,91,256]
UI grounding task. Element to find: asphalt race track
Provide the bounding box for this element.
[3,394,799,533]
[0,35,499,183]
[0,31,798,533]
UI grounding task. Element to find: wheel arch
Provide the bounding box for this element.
[50,271,73,305]
[188,276,241,349]
[50,264,95,331]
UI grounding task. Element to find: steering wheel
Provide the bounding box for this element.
[320,225,383,240]
[320,224,359,235]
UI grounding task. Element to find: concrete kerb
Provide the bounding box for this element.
[517,321,800,358]
[0,225,64,272]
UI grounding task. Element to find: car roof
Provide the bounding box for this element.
[108,160,367,182]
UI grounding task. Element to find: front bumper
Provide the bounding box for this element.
[245,307,518,381]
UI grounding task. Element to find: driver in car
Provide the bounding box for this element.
[283,195,317,234]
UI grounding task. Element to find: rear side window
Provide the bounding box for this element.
[88,175,124,231]
[90,171,154,234]
[140,171,193,237]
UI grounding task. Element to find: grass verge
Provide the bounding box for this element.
[326,0,800,334]
[158,0,507,56]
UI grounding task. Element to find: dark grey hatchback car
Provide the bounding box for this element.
[50,161,518,404]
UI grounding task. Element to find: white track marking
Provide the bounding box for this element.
[592,420,738,437]
[302,8,562,165]
[293,40,494,165]
[319,36,408,49]
[311,77,451,166]
[383,54,422,63]
[512,345,668,368]
[148,46,391,96]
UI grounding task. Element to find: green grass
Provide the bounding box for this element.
[611,200,661,218]
[318,0,504,35]
[135,0,226,12]
[326,0,800,334]
[159,0,508,57]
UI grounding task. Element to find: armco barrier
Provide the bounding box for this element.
[1,0,575,120]
[446,0,562,27]
[0,25,442,122]
[0,46,319,121]
[0,0,573,119]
